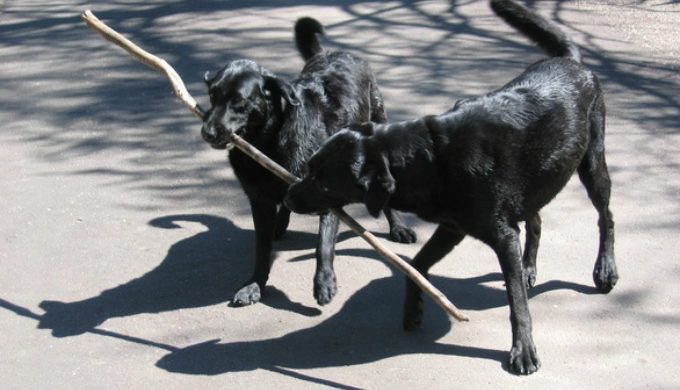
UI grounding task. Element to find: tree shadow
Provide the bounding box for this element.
[3,0,677,215]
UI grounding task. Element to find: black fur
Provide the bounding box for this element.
[201,17,416,307]
[285,0,618,375]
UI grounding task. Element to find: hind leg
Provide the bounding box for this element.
[578,100,618,293]
[523,214,542,289]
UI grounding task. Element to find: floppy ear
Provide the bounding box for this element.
[204,70,215,85]
[360,153,395,218]
[263,75,300,109]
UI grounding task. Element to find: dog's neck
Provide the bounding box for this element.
[371,117,438,170]
[274,87,328,176]
[369,118,443,215]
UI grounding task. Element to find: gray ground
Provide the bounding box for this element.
[1,1,679,388]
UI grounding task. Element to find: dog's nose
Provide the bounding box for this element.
[201,123,224,144]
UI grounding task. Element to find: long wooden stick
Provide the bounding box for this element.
[80,9,469,322]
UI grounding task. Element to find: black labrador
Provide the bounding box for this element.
[285,0,619,375]
[201,17,416,307]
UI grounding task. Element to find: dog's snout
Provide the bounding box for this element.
[201,122,226,144]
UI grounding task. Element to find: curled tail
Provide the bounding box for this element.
[490,0,581,62]
[294,17,324,61]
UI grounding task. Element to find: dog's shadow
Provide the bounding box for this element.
[154,270,503,375]
[36,214,328,337]
[35,213,597,375]
[154,266,597,376]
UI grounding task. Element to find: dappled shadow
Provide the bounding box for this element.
[2,1,677,213]
[36,214,323,337]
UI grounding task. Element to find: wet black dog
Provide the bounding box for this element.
[285,0,619,375]
[201,17,416,307]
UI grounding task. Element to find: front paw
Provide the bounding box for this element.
[390,226,417,244]
[509,339,541,375]
[524,266,537,289]
[314,269,337,305]
[231,282,262,306]
[593,256,618,293]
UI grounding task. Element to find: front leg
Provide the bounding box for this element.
[232,199,277,306]
[404,225,464,330]
[314,212,340,305]
[492,224,541,375]
[383,207,417,243]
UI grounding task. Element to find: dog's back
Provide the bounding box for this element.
[278,20,384,167]
[433,0,604,220]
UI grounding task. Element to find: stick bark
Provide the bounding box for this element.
[80,9,469,322]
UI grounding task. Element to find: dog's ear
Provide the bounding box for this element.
[204,70,216,86]
[263,75,301,109]
[360,153,395,218]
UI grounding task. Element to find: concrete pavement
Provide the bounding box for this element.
[1,1,679,388]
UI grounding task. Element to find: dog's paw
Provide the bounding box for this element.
[593,255,618,293]
[314,268,337,305]
[524,266,537,289]
[389,226,417,244]
[509,339,541,375]
[231,282,262,306]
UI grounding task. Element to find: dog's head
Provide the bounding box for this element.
[284,122,395,217]
[201,59,300,149]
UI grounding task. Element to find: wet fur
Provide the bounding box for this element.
[285,0,618,375]
[201,17,416,307]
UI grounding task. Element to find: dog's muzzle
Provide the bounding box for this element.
[201,123,245,150]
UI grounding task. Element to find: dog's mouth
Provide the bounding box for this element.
[207,127,246,150]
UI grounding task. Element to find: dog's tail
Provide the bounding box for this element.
[295,17,324,61]
[490,0,581,63]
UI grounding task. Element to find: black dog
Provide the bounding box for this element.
[285,0,619,375]
[201,18,416,307]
